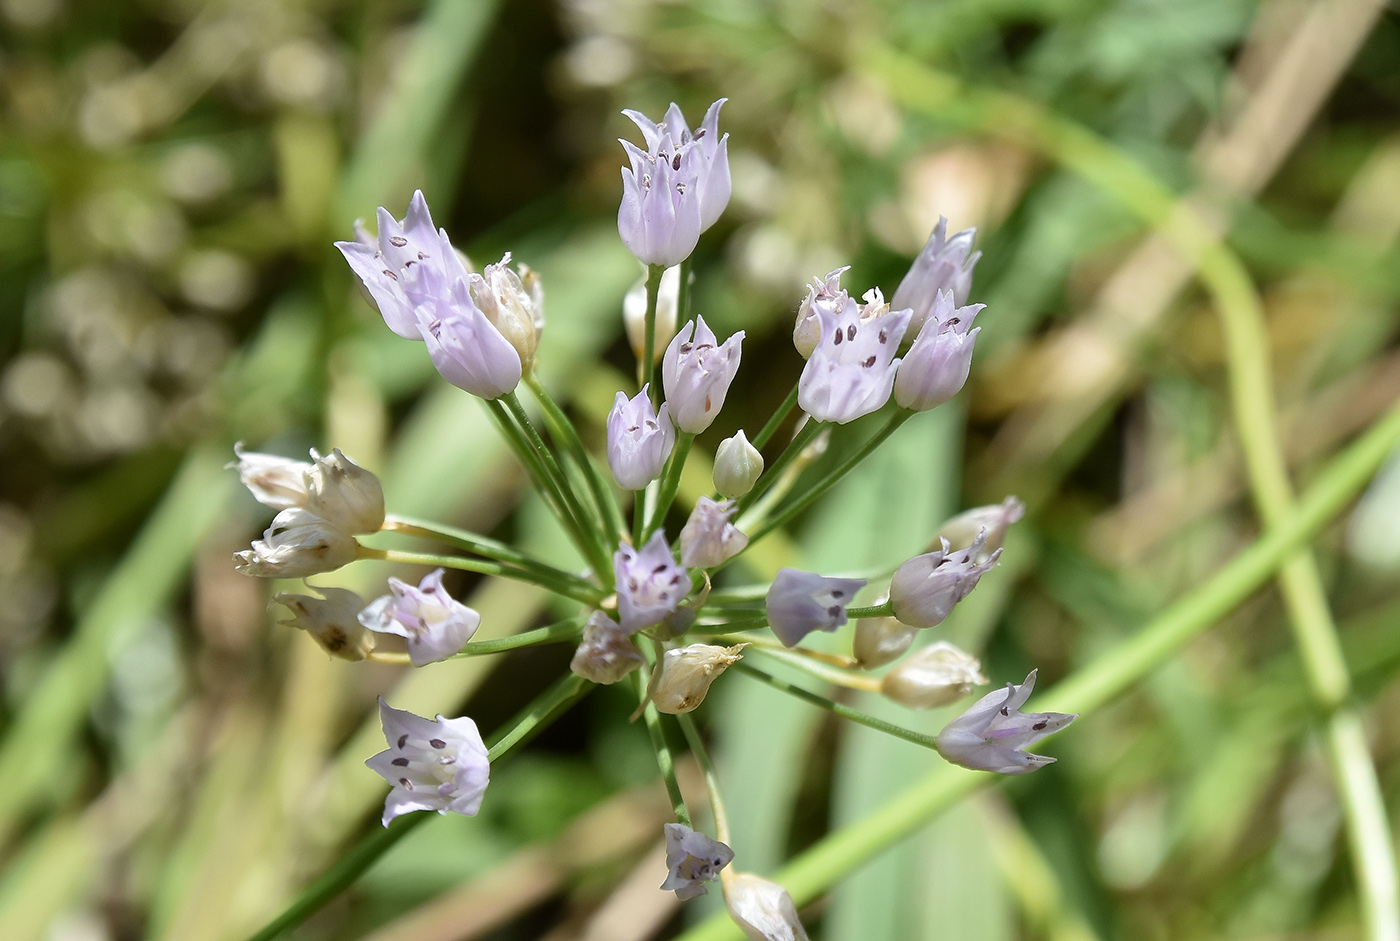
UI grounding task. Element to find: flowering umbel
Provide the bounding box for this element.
[366,699,490,826]
[893,290,985,411]
[606,386,675,490]
[614,530,689,632]
[797,278,911,424]
[663,316,745,433]
[618,99,731,266]
[358,568,481,666]
[661,823,734,899]
[935,670,1076,774]
[889,531,1001,628]
[891,216,980,334]
[765,569,868,647]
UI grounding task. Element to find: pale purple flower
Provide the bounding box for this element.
[229,443,311,510]
[891,216,980,335]
[335,190,470,339]
[765,569,868,647]
[366,699,490,826]
[889,531,1000,628]
[934,670,1076,774]
[618,99,731,266]
[792,267,850,359]
[797,282,911,424]
[679,496,748,568]
[274,585,375,660]
[661,822,734,900]
[570,611,645,684]
[234,507,358,578]
[358,568,480,666]
[614,530,689,631]
[662,316,744,433]
[892,290,984,411]
[606,385,675,490]
[305,448,385,535]
[415,275,523,399]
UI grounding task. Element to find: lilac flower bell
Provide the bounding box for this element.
[661,822,734,900]
[889,530,1000,628]
[934,670,1077,774]
[891,216,981,334]
[358,568,481,666]
[613,530,688,632]
[606,385,675,490]
[414,274,523,399]
[618,99,731,266]
[570,611,645,685]
[662,316,745,434]
[678,496,748,568]
[366,699,490,825]
[892,290,985,411]
[797,279,912,424]
[765,569,868,647]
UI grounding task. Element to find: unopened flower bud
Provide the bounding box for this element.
[853,595,917,669]
[722,871,810,941]
[230,443,311,510]
[624,264,681,362]
[570,611,645,684]
[679,496,748,568]
[889,532,1000,628]
[234,507,358,578]
[663,316,745,433]
[765,569,867,647]
[713,431,763,499]
[470,253,544,366]
[892,290,984,411]
[358,568,480,666]
[306,448,385,535]
[651,642,746,714]
[879,641,987,709]
[935,496,1024,558]
[606,386,675,490]
[274,585,375,660]
[661,822,734,900]
[614,530,689,632]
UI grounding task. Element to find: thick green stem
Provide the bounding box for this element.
[648,433,694,538]
[359,547,603,606]
[672,397,1400,941]
[638,669,691,827]
[480,397,590,549]
[676,713,729,843]
[752,384,801,451]
[243,673,592,941]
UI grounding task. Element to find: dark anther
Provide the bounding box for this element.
[879,329,888,343]
[1032,721,1047,731]
[1000,707,1010,716]
[400,778,413,789]
[389,236,407,247]
[653,564,669,574]
[948,317,960,326]
[847,324,857,341]
[418,251,428,260]
[430,738,446,749]
[392,757,410,767]
[383,270,398,281]
[827,605,842,617]
[680,343,693,354]
[863,355,876,368]
[673,153,682,171]
[398,734,409,749]
[833,328,843,345]
[831,590,844,598]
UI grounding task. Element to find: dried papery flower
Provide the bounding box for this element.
[935,670,1076,774]
[469,252,544,366]
[274,585,374,660]
[230,443,311,510]
[606,385,675,490]
[570,611,645,684]
[679,496,748,568]
[892,290,985,411]
[305,448,384,535]
[889,531,1000,628]
[365,699,490,825]
[358,568,480,666]
[661,822,734,900]
[713,430,763,499]
[618,99,731,266]
[765,569,867,647]
[614,530,689,632]
[651,643,746,714]
[879,640,987,709]
[797,280,911,424]
[663,316,745,433]
[935,496,1025,559]
[624,263,681,363]
[234,507,358,578]
[891,216,980,334]
[723,871,810,941]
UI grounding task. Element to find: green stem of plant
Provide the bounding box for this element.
[243,673,592,941]
[451,617,585,657]
[846,601,892,619]
[642,263,665,405]
[735,418,823,516]
[648,433,694,538]
[672,396,1400,941]
[480,397,590,550]
[676,713,730,844]
[752,383,801,451]
[523,372,625,551]
[381,515,603,599]
[638,668,691,828]
[358,547,603,606]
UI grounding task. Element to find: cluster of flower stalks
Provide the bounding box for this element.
[232,99,1076,939]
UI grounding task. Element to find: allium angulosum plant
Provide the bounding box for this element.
[234,98,1073,940]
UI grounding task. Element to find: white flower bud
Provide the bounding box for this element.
[713,430,763,499]
[623,263,680,363]
[723,871,810,941]
[274,585,375,661]
[853,603,918,669]
[651,643,746,714]
[470,253,544,365]
[306,448,385,535]
[879,641,987,709]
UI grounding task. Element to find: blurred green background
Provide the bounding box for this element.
[1,0,1399,938]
